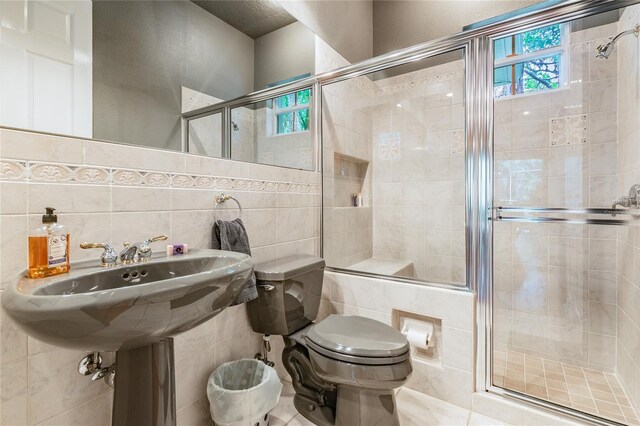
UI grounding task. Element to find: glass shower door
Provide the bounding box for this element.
[490,6,640,424]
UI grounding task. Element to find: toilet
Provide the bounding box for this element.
[247,255,412,426]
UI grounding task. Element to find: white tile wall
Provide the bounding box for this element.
[492,22,622,373]
[0,127,321,425]
[254,104,314,171]
[319,37,375,269]
[371,61,466,284]
[615,4,640,413]
[325,271,475,408]
[321,42,467,283]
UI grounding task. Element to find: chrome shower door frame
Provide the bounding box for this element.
[317,41,478,293]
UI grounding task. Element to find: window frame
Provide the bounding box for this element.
[493,23,570,99]
[272,90,310,135]
[265,74,312,137]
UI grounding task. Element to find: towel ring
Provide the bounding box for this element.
[214,193,242,221]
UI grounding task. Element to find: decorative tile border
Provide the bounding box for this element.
[112,168,171,187]
[0,159,321,194]
[0,160,27,180]
[29,162,111,184]
[374,70,465,96]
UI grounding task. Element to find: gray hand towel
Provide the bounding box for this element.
[212,218,258,305]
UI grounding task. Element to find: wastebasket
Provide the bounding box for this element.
[207,359,283,426]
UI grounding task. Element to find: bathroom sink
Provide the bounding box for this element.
[2,249,253,351]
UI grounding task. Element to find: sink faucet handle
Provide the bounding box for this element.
[137,235,168,261]
[144,235,168,244]
[80,242,109,249]
[80,242,118,267]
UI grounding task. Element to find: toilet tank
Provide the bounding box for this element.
[247,255,325,336]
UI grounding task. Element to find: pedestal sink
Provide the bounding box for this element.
[2,249,254,426]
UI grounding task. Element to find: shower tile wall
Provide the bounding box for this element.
[326,270,475,409]
[229,106,255,163]
[322,53,466,284]
[254,107,313,170]
[320,38,375,268]
[183,89,224,158]
[493,22,620,372]
[371,60,466,284]
[616,4,640,412]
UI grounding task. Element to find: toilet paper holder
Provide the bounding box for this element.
[401,318,434,350]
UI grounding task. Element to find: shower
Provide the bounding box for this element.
[595,23,639,59]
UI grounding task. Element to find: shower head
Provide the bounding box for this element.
[596,24,639,60]
[595,41,615,60]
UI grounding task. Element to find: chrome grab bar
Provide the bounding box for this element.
[495,206,634,216]
[492,206,640,226]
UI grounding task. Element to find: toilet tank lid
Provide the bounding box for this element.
[254,255,325,281]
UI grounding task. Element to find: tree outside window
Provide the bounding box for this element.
[274,89,310,135]
[494,24,567,98]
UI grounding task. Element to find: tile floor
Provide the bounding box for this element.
[493,350,640,425]
[270,381,509,426]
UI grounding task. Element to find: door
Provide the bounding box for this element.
[0,0,92,136]
[489,6,640,425]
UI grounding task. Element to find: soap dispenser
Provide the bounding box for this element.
[27,207,70,278]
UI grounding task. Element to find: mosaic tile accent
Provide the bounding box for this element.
[550,114,588,146]
[0,159,321,194]
[377,132,401,160]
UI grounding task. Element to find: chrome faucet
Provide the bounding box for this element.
[81,235,168,266]
[119,235,168,264]
[611,184,640,216]
[79,243,118,267]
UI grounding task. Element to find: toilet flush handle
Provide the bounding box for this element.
[258,284,275,292]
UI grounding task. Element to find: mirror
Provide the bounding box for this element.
[226,87,313,169]
[0,0,318,170]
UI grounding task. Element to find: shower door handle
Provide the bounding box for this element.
[492,206,640,226]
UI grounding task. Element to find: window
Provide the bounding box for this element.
[266,74,312,136]
[274,89,310,134]
[493,24,569,98]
